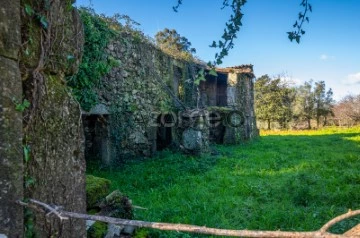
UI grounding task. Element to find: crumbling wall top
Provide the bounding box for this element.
[216,64,254,77]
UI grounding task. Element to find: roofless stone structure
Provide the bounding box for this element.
[82,32,258,165]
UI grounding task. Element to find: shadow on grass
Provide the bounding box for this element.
[87,131,360,236]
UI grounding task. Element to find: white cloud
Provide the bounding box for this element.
[320,54,336,61]
[343,72,360,85]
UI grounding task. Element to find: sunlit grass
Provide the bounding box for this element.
[260,126,360,136]
[87,127,360,237]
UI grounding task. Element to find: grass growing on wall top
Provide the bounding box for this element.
[87,127,360,237]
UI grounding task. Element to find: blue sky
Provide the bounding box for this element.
[75,0,360,101]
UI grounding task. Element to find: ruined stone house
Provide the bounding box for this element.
[82,31,258,165]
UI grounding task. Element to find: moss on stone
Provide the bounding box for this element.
[207,106,233,113]
[87,221,107,238]
[86,175,111,208]
[103,190,133,219]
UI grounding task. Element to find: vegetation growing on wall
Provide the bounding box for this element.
[73,8,217,161]
[67,8,118,111]
[16,0,88,236]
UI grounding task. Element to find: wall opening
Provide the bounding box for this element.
[217,73,228,106]
[209,112,226,144]
[156,114,174,151]
[207,75,217,106]
[83,114,112,165]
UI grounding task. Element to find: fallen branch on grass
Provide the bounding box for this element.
[17,199,360,238]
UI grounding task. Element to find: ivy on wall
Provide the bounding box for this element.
[67,8,118,111]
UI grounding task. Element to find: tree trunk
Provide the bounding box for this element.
[316,116,320,128]
[267,119,271,130]
[307,118,311,129]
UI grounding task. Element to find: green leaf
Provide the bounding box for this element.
[23,99,30,108]
[24,4,34,16]
[15,99,30,112]
[194,69,206,86]
[287,32,294,41]
[15,104,22,111]
[25,177,35,188]
[23,145,31,162]
[194,78,201,86]
[39,15,48,29]
[208,68,218,77]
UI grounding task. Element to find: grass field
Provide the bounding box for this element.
[87,127,360,237]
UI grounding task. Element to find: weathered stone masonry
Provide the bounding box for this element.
[1,1,87,237]
[20,1,86,236]
[83,31,258,165]
[0,1,24,236]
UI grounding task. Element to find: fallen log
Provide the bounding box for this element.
[17,199,360,238]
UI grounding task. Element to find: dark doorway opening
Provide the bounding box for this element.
[217,73,228,106]
[156,114,174,151]
[209,112,225,144]
[82,114,110,163]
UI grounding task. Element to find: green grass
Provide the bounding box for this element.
[87,127,360,237]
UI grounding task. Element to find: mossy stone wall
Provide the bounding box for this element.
[97,32,194,160]
[0,1,24,236]
[19,0,87,237]
[232,72,258,142]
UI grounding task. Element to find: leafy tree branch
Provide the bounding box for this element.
[287,0,313,43]
[173,0,312,65]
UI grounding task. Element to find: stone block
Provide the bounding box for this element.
[0,55,23,237]
[0,0,21,60]
[182,128,203,151]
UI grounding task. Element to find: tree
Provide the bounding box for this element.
[293,80,333,129]
[255,75,294,130]
[334,94,360,123]
[173,0,312,65]
[293,80,315,129]
[314,81,334,127]
[155,28,196,60]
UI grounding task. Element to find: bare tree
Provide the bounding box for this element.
[333,94,360,124]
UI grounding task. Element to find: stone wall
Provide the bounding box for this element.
[20,0,87,236]
[0,0,24,236]
[84,28,258,163]
[0,0,86,237]
[87,31,197,162]
[220,66,258,144]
